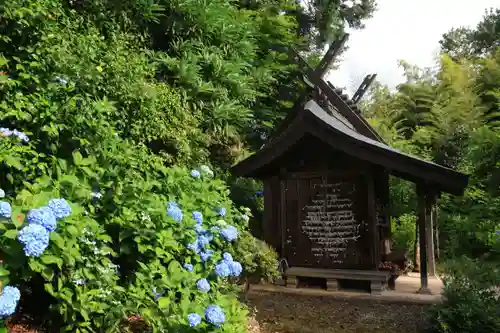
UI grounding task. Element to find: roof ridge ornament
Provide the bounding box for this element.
[289,35,383,142]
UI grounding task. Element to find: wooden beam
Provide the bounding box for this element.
[366,173,380,269]
[416,184,432,294]
[315,34,349,79]
[286,48,384,142]
[352,74,377,104]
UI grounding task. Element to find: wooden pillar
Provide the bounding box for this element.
[426,194,437,277]
[433,204,440,260]
[416,184,432,294]
[367,173,380,269]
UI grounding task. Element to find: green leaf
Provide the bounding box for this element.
[72,151,83,165]
[40,254,63,267]
[28,259,45,272]
[50,232,65,248]
[3,155,23,170]
[66,225,78,236]
[3,229,18,239]
[157,296,170,309]
[0,268,9,277]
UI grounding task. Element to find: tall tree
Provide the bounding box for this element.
[440,7,500,59]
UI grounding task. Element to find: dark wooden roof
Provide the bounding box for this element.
[232,100,469,195]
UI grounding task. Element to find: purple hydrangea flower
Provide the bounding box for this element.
[47,198,72,220]
[27,206,57,232]
[196,278,210,292]
[187,313,201,327]
[190,170,201,178]
[0,201,11,218]
[183,263,194,272]
[17,224,50,257]
[205,305,225,327]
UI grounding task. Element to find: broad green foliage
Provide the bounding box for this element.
[363,51,500,261]
[364,17,500,331]
[426,258,500,333]
[0,154,278,331]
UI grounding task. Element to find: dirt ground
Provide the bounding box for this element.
[246,291,431,333]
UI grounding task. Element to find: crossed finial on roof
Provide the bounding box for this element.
[288,35,382,142]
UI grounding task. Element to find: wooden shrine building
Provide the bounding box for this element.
[231,35,469,294]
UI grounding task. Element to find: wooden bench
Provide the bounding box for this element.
[285,267,392,295]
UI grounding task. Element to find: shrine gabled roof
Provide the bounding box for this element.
[232,99,469,196]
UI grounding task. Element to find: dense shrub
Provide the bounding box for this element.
[426,257,500,333]
[0,156,278,331]
[390,214,416,256]
[0,4,280,328]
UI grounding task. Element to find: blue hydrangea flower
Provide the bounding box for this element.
[187,241,202,254]
[229,261,243,277]
[199,165,214,177]
[220,225,238,242]
[198,233,213,247]
[196,278,210,292]
[216,207,226,217]
[192,211,203,224]
[194,224,205,233]
[167,202,183,223]
[18,224,50,257]
[222,252,233,262]
[0,128,12,137]
[12,130,29,142]
[215,261,231,278]
[0,189,4,198]
[205,305,225,327]
[47,198,72,220]
[152,287,165,301]
[200,249,214,262]
[0,201,11,218]
[27,206,57,232]
[187,313,202,327]
[190,170,201,178]
[0,285,20,318]
[183,263,194,272]
[2,286,20,302]
[255,190,264,197]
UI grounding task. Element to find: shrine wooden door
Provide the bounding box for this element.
[282,172,372,269]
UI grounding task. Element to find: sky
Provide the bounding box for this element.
[328,0,500,96]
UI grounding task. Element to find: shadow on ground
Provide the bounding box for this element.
[246,291,431,333]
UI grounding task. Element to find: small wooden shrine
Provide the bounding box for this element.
[231,35,469,294]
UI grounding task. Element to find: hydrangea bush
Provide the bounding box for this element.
[0,158,278,331]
